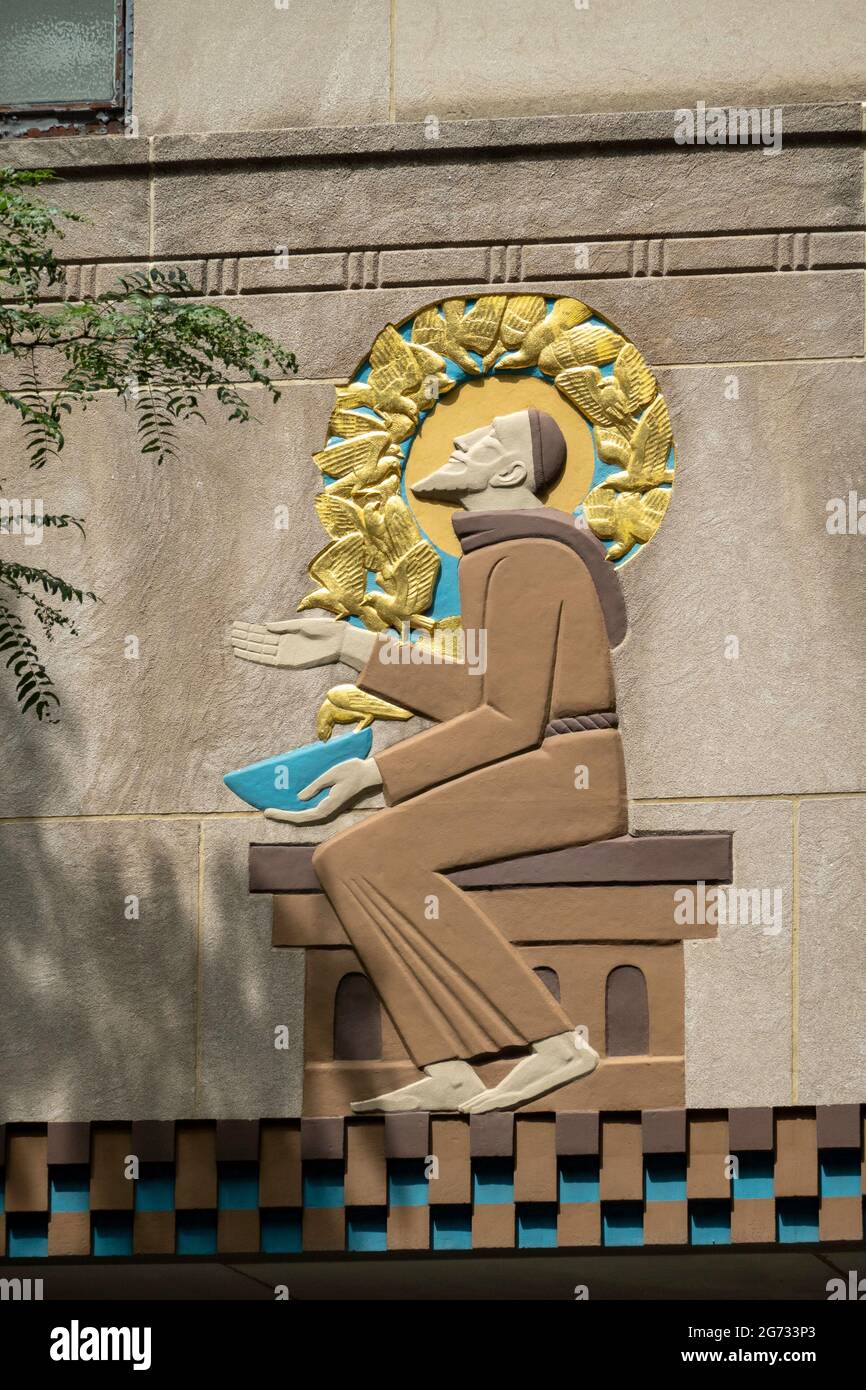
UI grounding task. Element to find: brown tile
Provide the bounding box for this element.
[687,1114,730,1199]
[133,1211,176,1256]
[731,1198,777,1244]
[90,1126,134,1211]
[218,1209,261,1255]
[643,1110,687,1153]
[47,1123,91,1167]
[644,1202,688,1246]
[384,1112,430,1159]
[175,1123,217,1210]
[301,1116,345,1162]
[600,1116,642,1201]
[259,1122,302,1207]
[345,1122,387,1206]
[775,1111,818,1198]
[469,1114,514,1158]
[47,1211,91,1256]
[728,1108,774,1151]
[556,1112,599,1155]
[387,1205,430,1251]
[302,1206,345,1252]
[472,1204,515,1249]
[514,1117,557,1203]
[429,1118,471,1205]
[557,1203,601,1248]
[216,1120,260,1162]
[819,1197,864,1242]
[816,1105,861,1151]
[5,1130,48,1212]
[130,1121,176,1165]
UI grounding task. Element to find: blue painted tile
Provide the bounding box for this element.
[431,1206,472,1251]
[777,1198,820,1244]
[473,1157,514,1206]
[645,1154,687,1203]
[218,1161,259,1211]
[347,1208,388,1252]
[302,1160,344,1210]
[732,1152,774,1200]
[175,1210,218,1255]
[134,1163,175,1213]
[92,1212,133,1257]
[388,1159,429,1208]
[819,1149,861,1199]
[517,1203,557,1249]
[50,1165,89,1214]
[602,1202,643,1247]
[690,1200,732,1245]
[558,1156,599,1204]
[6,1214,48,1258]
[260,1209,302,1255]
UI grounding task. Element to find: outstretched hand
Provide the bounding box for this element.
[264,756,383,823]
[231,617,345,669]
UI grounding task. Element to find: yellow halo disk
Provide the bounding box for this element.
[403,375,596,557]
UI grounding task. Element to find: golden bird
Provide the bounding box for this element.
[583,483,671,560]
[368,324,449,418]
[595,396,674,492]
[361,494,422,573]
[499,298,593,370]
[362,541,441,630]
[298,534,386,625]
[538,323,624,376]
[556,344,657,431]
[313,431,403,497]
[316,684,412,740]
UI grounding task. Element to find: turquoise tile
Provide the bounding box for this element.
[431,1206,471,1251]
[175,1210,218,1255]
[218,1161,259,1211]
[558,1156,599,1204]
[517,1203,557,1249]
[732,1152,774,1200]
[690,1200,731,1245]
[302,1160,344,1210]
[473,1157,514,1206]
[777,1198,820,1244]
[92,1212,133,1257]
[645,1154,687,1203]
[50,1166,89,1214]
[819,1149,861,1199]
[347,1208,387,1252]
[261,1210,302,1254]
[6,1214,48,1258]
[387,1159,429,1208]
[134,1163,175,1213]
[602,1202,643,1247]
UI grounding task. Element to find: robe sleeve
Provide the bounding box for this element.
[373,541,565,805]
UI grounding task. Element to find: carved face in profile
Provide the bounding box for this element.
[410,407,566,504]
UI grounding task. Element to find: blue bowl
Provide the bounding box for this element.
[223,727,373,812]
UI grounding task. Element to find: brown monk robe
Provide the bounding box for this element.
[311,507,629,1068]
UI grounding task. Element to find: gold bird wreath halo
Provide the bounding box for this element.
[301,294,675,739]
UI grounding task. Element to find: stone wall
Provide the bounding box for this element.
[2,95,864,1118]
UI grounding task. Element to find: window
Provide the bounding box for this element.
[0,0,128,132]
[333,973,383,1061]
[605,965,649,1056]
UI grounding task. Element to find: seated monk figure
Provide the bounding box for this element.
[231,407,629,1113]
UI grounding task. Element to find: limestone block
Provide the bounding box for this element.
[616,361,866,798]
[133,0,391,135]
[631,801,793,1109]
[0,820,198,1121]
[394,0,866,118]
[796,799,866,1104]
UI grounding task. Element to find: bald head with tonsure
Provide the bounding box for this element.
[411,407,567,512]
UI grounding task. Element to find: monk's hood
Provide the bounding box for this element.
[453,507,628,648]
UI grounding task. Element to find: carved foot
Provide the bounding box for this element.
[459,1032,599,1114]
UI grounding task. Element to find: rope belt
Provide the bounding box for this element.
[545,711,619,735]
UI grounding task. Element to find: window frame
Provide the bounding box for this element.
[0,0,130,128]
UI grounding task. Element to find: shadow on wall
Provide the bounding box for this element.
[0,674,199,1121]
